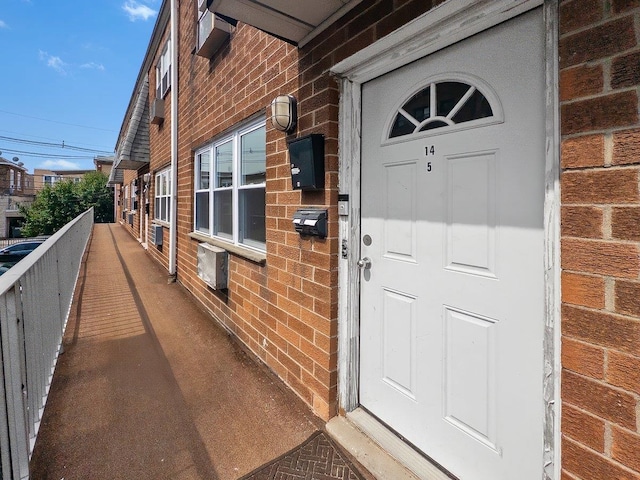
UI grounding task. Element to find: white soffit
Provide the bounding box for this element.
[209,0,362,46]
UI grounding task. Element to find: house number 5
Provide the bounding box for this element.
[425,146,435,172]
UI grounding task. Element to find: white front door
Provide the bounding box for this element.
[359,9,545,480]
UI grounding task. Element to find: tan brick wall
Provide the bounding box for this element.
[560,0,640,477]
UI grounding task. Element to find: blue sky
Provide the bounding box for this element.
[0,0,159,173]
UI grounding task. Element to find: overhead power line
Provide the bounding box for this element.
[0,135,112,154]
[0,129,114,151]
[0,147,96,160]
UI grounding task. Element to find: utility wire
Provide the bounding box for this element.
[0,135,112,154]
[0,129,114,151]
[0,147,95,160]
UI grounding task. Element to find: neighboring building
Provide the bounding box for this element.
[94,155,114,176]
[111,1,640,479]
[0,156,35,237]
[33,168,92,192]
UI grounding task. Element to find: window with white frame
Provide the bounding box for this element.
[17,172,21,189]
[194,120,266,250]
[123,184,130,210]
[156,38,171,99]
[9,170,14,189]
[155,168,171,223]
[44,175,60,186]
[130,180,137,211]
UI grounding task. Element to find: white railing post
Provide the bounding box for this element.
[0,208,94,479]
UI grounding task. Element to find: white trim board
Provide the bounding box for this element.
[331,1,560,479]
[332,0,543,83]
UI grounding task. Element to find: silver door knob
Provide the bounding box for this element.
[357,257,372,269]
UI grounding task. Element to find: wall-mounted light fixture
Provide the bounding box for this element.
[270,94,297,133]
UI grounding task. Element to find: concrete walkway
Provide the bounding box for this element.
[29,223,329,479]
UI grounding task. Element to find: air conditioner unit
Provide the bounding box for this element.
[197,243,228,290]
[150,224,163,246]
[196,11,231,59]
[150,98,165,125]
[127,213,134,226]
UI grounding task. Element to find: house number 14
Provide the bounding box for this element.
[425,145,435,172]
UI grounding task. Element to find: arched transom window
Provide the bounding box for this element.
[389,80,497,139]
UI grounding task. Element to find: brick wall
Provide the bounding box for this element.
[163,0,439,420]
[147,24,172,270]
[560,0,640,478]
[119,170,140,239]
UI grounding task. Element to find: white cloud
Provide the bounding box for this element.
[80,62,105,71]
[122,1,157,21]
[39,160,81,169]
[0,20,7,29]
[39,50,67,75]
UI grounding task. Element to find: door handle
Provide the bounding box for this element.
[357,257,372,269]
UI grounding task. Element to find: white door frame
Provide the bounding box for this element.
[331,1,560,478]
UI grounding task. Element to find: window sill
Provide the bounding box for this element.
[188,231,266,265]
[153,220,170,228]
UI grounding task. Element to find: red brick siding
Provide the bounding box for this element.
[118,170,141,240]
[147,26,172,271]
[560,1,640,477]
[138,0,444,422]
[112,1,640,475]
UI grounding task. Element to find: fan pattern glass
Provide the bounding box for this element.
[390,81,493,138]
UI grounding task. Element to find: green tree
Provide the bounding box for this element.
[78,171,114,224]
[20,171,114,237]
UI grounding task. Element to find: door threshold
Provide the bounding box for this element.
[326,408,454,480]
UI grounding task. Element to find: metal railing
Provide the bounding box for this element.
[0,238,51,249]
[0,209,93,480]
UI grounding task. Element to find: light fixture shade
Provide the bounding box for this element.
[270,94,297,133]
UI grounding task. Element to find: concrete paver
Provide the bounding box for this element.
[29,223,324,479]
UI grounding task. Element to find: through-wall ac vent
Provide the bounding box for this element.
[150,98,165,125]
[127,213,134,226]
[150,224,163,246]
[196,11,231,59]
[197,243,228,290]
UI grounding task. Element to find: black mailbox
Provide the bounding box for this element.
[289,134,324,190]
[292,209,327,238]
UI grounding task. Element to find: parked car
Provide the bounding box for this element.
[0,263,14,275]
[0,241,44,263]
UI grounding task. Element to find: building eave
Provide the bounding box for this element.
[208,0,363,47]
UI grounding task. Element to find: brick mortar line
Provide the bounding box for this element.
[564,363,636,395]
[561,236,640,245]
[563,301,640,321]
[558,10,638,39]
[562,434,640,476]
[559,85,639,105]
